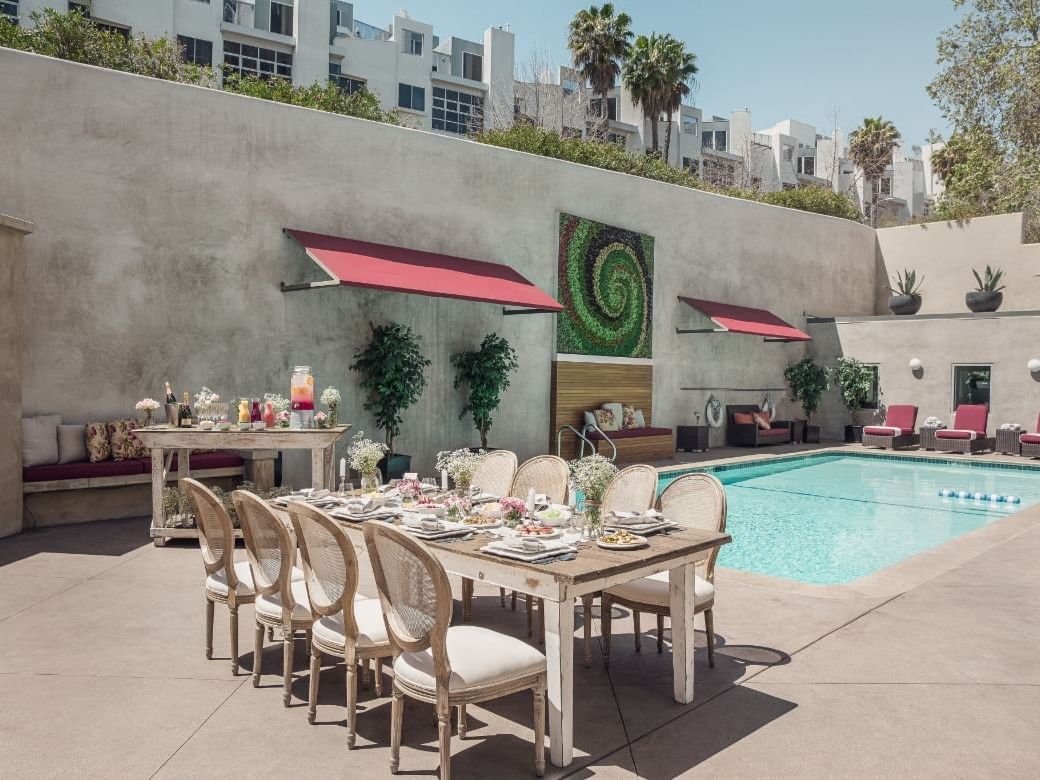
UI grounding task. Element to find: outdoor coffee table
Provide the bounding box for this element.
[310,512,730,768]
[996,428,1022,456]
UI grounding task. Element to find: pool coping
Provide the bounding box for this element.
[655,446,1040,599]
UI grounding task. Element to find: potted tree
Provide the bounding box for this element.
[887,268,923,315]
[450,333,519,450]
[784,357,830,442]
[833,357,875,442]
[966,265,1005,312]
[350,322,431,480]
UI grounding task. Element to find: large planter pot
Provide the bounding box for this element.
[888,293,922,315]
[966,290,1003,313]
[378,453,412,481]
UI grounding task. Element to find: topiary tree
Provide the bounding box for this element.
[832,357,875,422]
[349,322,431,455]
[784,358,830,422]
[450,333,519,449]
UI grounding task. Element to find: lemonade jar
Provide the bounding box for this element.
[290,365,315,429]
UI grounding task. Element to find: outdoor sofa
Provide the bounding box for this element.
[726,405,792,447]
[934,404,994,454]
[861,404,920,450]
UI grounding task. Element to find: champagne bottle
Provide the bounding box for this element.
[164,381,176,405]
[179,392,194,428]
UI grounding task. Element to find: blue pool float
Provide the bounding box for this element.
[938,489,1021,504]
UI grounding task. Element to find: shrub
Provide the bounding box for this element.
[759,186,861,221]
[222,73,399,125]
[784,358,831,421]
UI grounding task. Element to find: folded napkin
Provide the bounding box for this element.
[401,513,445,532]
[609,509,664,526]
[923,417,947,429]
[1000,423,1022,431]
[345,498,376,514]
[499,536,572,553]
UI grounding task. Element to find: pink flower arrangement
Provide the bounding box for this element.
[397,478,424,499]
[499,497,527,523]
[445,495,471,520]
[275,410,291,427]
[314,411,328,428]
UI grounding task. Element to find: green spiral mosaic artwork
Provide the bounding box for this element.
[557,213,654,358]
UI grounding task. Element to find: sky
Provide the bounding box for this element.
[354,0,966,146]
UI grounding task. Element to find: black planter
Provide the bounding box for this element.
[805,425,821,443]
[966,290,1003,313]
[378,453,412,481]
[844,424,864,443]
[888,293,922,315]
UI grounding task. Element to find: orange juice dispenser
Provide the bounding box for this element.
[290,365,315,428]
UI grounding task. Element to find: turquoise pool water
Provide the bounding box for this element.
[659,454,1040,585]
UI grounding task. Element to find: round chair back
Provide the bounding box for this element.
[601,464,658,515]
[510,455,569,504]
[471,450,518,497]
[287,501,359,626]
[658,472,727,580]
[232,490,295,603]
[183,478,234,579]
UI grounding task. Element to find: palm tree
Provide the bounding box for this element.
[659,35,697,163]
[567,4,633,140]
[622,33,668,154]
[847,115,901,226]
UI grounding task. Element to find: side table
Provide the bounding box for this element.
[676,425,709,453]
[774,419,806,443]
[996,428,1021,456]
[920,426,940,451]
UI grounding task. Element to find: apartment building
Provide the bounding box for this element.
[8,1,515,137]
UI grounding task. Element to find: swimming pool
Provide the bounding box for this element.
[659,453,1040,585]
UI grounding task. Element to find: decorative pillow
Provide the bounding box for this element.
[752,412,772,431]
[584,410,597,428]
[733,412,756,425]
[22,415,61,467]
[634,409,646,428]
[622,405,640,429]
[58,424,88,464]
[594,408,619,432]
[108,419,146,461]
[602,402,623,427]
[84,422,111,463]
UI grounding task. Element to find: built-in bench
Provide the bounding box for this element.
[586,426,675,462]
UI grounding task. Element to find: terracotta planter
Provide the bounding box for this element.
[888,293,922,315]
[966,291,1002,313]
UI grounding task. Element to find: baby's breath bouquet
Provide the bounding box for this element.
[348,431,388,492]
[435,448,486,494]
[569,454,618,535]
[320,386,341,427]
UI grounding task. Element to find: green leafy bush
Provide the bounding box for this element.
[222,73,399,125]
[759,187,861,221]
[784,358,831,421]
[451,333,520,449]
[832,357,875,421]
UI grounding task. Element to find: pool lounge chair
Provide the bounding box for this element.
[861,404,919,450]
[1020,415,1040,459]
[935,404,994,455]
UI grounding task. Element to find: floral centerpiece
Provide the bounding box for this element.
[445,494,471,521]
[348,431,388,493]
[320,386,341,427]
[569,454,618,537]
[397,478,424,500]
[499,496,527,527]
[314,411,328,428]
[435,448,487,495]
[135,398,161,426]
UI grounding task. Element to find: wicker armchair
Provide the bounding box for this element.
[184,478,256,675]
[461,451,518,620]
[1021,414,1040,458]
[232,489,313,707]
[861,404,920,450]
[364,523,547,779]
[602,472,726,667]
[286,502,392,746]
[935,404,994,454]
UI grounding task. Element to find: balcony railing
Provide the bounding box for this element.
[353,19,390,41]
[751,132,771,147]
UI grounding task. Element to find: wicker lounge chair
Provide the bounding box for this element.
[935,404,994,455]
[1020,414,1040,459]
[861,404,920,450]
[364,522,547,779]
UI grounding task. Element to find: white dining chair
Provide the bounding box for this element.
[461,450,518,620]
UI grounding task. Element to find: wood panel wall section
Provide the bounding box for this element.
[550,361,672,461]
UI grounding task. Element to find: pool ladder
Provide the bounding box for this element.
[555,423,617,462]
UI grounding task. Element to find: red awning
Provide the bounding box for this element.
[677,296,811,342]
[283,229,562,313]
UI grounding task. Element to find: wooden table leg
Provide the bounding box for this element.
[177,447,190,483]
[150,447,165,547]
[542,597,574,767]
[669,562,696,704]
[310,448,325,490]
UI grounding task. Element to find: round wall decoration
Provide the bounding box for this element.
[762,392,777,419]
[706,394,724,428]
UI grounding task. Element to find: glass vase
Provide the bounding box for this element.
[583,500,602,540]
[360,470,381,495]
[455,476,471,498]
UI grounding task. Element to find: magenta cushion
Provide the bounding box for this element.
[951,404,988,436]
[23,459,146,482]
[140,451,245,471]
[863,426,913,436]
[935,429,976,440]
[884,405,918,432]
[1020,433,1040,445]
[586,426,671,441]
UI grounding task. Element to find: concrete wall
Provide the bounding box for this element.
[0,214,33,538]
[875,213,1040,315]
[0,48,877,488]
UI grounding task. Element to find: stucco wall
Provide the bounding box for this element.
[0,49,877,485]
[875,213,1040,315]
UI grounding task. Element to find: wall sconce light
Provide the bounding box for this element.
[908,358,923,371]
[1028,359,1040,374]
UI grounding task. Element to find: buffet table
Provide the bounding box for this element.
[135,425,349,546]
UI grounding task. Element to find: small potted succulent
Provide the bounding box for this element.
[887,268,923,315]
[966,265,1005,313]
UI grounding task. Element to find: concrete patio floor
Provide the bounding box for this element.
[2,504,1039,778]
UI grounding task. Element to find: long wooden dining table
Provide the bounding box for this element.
[305,510,730,768]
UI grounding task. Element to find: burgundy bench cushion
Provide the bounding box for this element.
[863,425,913,437]
[884,405,918,432]
[23,459,146,482]
[587,426,671,441]
[950,404,989,437]
[162,451,245,470]
[935,429,977,440]
[1020,433,1040,445]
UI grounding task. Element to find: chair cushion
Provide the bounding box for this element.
[22,459,146,482]
[22,415,61,467]
[752,412,772,431]
[732,412,755,425]
[758,427,789,437]
[621,405,640,430]
[594,408,619,432]
[255,577,312,622]
[206,561,256,598]
[885,405,918,431]
[935,429,978,440]
[393,625,546,693]
[311,598,390,650]
[586,426,671,441]
[607,571,715,609]
[1020,433,1040,445]
[951,404,988,436]
[84,421,112,463]
[108,419,146,461]
[863,425,912,437]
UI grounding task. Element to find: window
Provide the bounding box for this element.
[432,86,483,134]
[953,365,991,409]
[879,177,892,195]
[462,51,482,81]
[223,40,292,80]
[405,29,423,55]
[682,156,699,175]
[863,365,880,410]
[177,35,213,67]
[589,97,617,121]
[701,130,726,151]
[682,115,697,134]
[68,2,129,36]
[798,156,816,176]
[270,0,292,36]
[782,144,793,162]
[561,78,579,95]
[2,0,18,24]
[223,0,255,27]
[398,83,425,111]
[328,62,365,94]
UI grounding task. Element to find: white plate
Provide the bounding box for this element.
[513,527,563,541]
[460,517,502,529]
[596,534,648,550]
